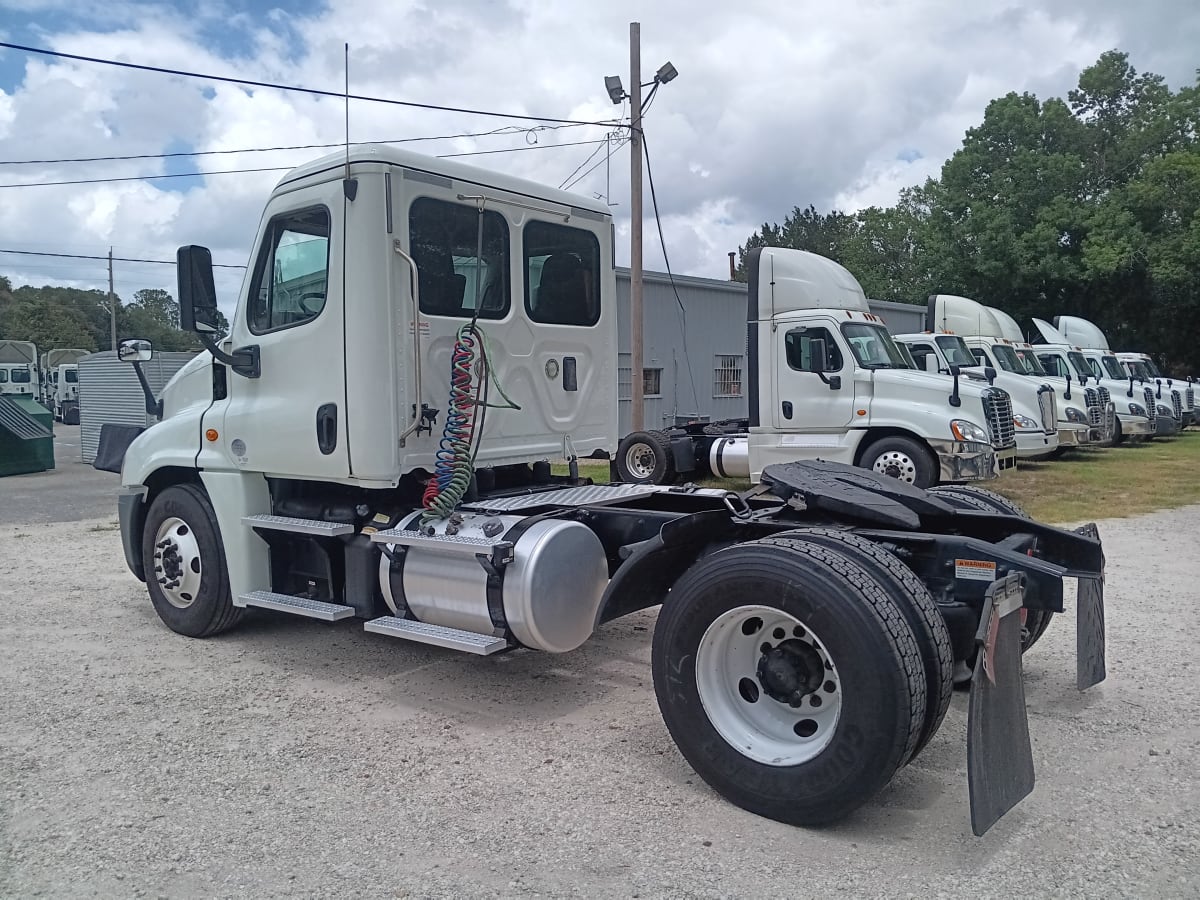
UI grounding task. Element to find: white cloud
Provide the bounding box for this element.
[0,0,1195,307]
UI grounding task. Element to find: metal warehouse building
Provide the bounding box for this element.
[615,268,926,433]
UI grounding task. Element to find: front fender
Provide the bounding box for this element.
[120,404,204,489]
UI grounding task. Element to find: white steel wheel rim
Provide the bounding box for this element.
[153,516,203,609]
[872,450,917,483]
[695,605,842,767]
[624,441,658,479]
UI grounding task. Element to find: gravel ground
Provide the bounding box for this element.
[2,504,1199,898]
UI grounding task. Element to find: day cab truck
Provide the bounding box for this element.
[1030,317,1160,443]
[0,339,39,397]
[926,295,1108,450]
[108,143,1107,836]
[892,331,1059,460]
[615,250,1017,490]
[39,348,89,423]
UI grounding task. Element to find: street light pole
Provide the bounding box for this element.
[629,21,645,433]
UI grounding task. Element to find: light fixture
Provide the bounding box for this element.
[655,61,678,84]
[604,75,626,104]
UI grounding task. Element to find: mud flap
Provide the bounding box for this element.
[1073,522,1106,691]
[967,573,1035,836]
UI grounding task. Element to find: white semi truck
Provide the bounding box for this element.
[39,348,89,423]
[926,295,1108,449]
[108,144,1107,835]
[0,340,39,397]
[892,331,1059,459]
[614,251,1017,489]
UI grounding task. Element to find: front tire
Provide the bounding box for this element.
[859,436,937,488]
[141,484,243,638]
[652,537,925,827]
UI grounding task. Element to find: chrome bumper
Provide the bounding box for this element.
[930,439,1002,482]
[1056,424,1092,446]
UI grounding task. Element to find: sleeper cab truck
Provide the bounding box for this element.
[1116,354,1184,436]
[108,144,1107,835]
[0,340,38,396]
[1031,318,1157,444]
[615,248,1017,490]
[893,331,1059,460]
[926,295,1098,450]
[1105,346,1194,431]
[39,349,88,422]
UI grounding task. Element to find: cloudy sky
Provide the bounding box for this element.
[0,0,1197,314]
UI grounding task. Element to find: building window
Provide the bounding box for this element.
[617,354,632,401]
[524,220,601,326]
[643,368,662,397]
[713,355,743,397]
[409,197,510,319]
[248,206,331,334]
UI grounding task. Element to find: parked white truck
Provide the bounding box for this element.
[0,340,39,397]
[893,331,1059,459]
[107,144,1107,836]
[39,348,89,423]
[615,250,1017,489]
[926,295,1108,449]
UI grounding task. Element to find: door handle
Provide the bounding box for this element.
[782,400,793,419]
[316,403,337,455]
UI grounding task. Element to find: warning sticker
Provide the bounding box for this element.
[955,559,997,582]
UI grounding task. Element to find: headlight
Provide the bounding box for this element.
[1158,404,1174,417]
[950,419,989,443]
[1065,406,1088,424]
[1012,415,1039,430]
[1128,403,1146,417]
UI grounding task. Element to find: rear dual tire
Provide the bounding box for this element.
[652,536,929,827]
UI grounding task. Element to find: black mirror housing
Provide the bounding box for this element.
[178,245,220,333]
[805,338,828,374]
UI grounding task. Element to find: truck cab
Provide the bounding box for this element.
[0,340,39,397]
[894,331,1059,459]
[741,249,1016,486]
[1112,351,1194,429]
[927,295,1098,450]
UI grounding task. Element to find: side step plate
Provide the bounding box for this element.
[242,514,354,536]
[236,591,355,622]
[369,529,507,557]
[364,616,508,655]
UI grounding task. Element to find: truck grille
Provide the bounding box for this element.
[1144,386,1157,429]
[1172,389,1182,420]
[982,388,1016,450]
[1084,387,1102,427]
[1187,386,1195,412]
[1037,386,1057,433]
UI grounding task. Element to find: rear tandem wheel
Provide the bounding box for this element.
[651,536,926,826]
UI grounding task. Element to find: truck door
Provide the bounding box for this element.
[215,196,349,478]
[773,323,855,431]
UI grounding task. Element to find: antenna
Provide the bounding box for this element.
[342,43,357,200]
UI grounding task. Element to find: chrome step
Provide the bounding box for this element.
[364,616,508,655]
[236,590,355,621]
[369,528,508,556]
[242,514,354,536]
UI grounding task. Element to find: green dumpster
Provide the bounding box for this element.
[0,394,55,476]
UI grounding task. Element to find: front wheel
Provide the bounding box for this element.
[859,436,937,488]
[652,537,925,827]
[141,484,243,638]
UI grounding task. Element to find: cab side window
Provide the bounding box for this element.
[784,326,843,372]
[249,207,331,334]
[524,220,601,326]
[1038,354,1068,378]
[409,197,510,319]
[971,348,992,366]
[907,342,937,371]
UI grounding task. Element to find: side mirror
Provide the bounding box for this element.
[805,338,828,374]
[923,355,939,373]
[118,339,153,363]
[1063,371,1072,400]
[1127,375,1134,398]
[948,365,962,407]
[984,366,997,385]
[178,245,220,334]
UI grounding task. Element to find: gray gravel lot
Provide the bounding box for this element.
[2,500,1199,898]
[0,424,120,525]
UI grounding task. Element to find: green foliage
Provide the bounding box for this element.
[739,50,1200,373]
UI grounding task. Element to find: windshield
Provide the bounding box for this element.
[65,369,78,384]
[1013,347,1047,375]
[841,323,909,369]
[1143,358,1163,377]
[1067,351,1094,381]
[934,335,978,367]
[894,342,917,370]
[11,368,31,383]
[1132,361,1153,380]
[987,344,1024,374]
[1086,358,1103,379]
[1101,355,1126,380]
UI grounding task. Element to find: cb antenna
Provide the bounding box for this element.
[342,42,357,200]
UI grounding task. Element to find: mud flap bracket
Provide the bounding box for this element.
[967,572,1035,836]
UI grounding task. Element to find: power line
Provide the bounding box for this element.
[0,138,616,189]
[0,124,594,166]
[0,248,247,268]
[563,135,630,192]
[0,41,625,129]
[558,141,609,190]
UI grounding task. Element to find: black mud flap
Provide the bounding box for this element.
[967,573,1035,836]
[1073,522,1106,691]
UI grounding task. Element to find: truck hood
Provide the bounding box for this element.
[1031,318,1072,345]
[871,367,991,400]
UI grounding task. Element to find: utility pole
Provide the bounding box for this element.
[107,247,117,351]
[629,21,645,432]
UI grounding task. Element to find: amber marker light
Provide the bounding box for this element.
[205,429,219,442]
[856,409,867,416]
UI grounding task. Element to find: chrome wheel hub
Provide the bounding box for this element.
[153,516,202,609]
